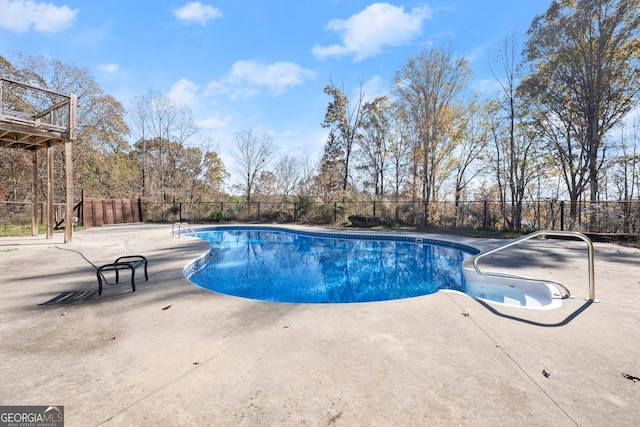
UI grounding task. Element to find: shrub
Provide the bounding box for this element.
[209,210,228,222]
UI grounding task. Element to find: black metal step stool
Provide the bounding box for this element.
[96,255,148,295]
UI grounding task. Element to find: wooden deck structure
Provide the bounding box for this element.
[0,77,77,242]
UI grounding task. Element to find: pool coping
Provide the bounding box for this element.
[185,224,564,310]
[188,223,483,251]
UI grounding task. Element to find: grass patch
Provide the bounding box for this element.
[0,224,67,237]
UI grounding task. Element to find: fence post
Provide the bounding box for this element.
[483,200,488,230]
[293,202,297,221]
[560,201,565,231]
[578,199,583,228]
[334,202,337,223]
[623,200,629,234]
[373,201,376,217]
[257,202,261,221]
[179,202,183,222]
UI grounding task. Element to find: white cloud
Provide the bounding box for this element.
[168,78,199,107]
[197,114,235,130]
[312,2,431,62]
[472,78,501,96]
[173,2,223,26]
[362,75,389,102]
[206,59,317,99]
[164,79,235,130]
[97,63,119,74]
[0,0,78,33]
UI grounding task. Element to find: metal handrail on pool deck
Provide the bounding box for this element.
[471,230,596,301]
[171,222,195,238]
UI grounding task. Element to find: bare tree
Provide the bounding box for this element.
[274,155,303,201]
[451,99,488,226]
[359,95,392,197]
[129,92,152,197]
[296,156,318,198]
[387,104,414,202]
[607,120,640,232]
[393,43,472,225]
[489,32,538,230]
[320,79,365,198]
[231,129,275,203]
[129,90,199,213]
[524,0,640,226]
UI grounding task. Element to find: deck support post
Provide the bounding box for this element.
[31,150,38,236]
[47,145,54,239]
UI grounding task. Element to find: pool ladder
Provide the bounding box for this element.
[172,222,195,238]
[470,230,596,301]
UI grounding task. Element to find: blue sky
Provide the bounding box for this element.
[0,0,550,168]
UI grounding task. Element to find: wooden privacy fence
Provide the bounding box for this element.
[81,191,143,228]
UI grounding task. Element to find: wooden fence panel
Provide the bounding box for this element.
[82,197,142,228]
[104,200,115,224]
[123,200,133,223]
[92,200,104,226]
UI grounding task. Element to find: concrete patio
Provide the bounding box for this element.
[0,224,638,426]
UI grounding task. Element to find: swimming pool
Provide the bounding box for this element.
[184,226,478,303]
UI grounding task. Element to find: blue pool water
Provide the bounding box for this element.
[185,227,477,304]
